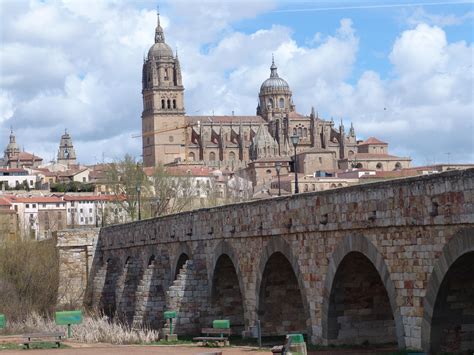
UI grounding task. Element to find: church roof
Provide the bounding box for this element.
[358,137,388,145]
[353,153,410,160]
[186,116,265,125]
[8,152,43,162]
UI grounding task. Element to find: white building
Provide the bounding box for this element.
[0,168,38,190]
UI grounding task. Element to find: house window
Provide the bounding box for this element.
[83,177,86,182]
[173,99,176,109]
[32,204,36,208]
[80,208,83,213]
[209,152,216,161]
[56,203,60,207]
[188,152,195,161]
[229,151,236,161]
[161,99,165,109]
[80,217,84,222]
[279,98,284,108]
[89,208,92,213]
[26,204,30,208]
[43,204,46,208]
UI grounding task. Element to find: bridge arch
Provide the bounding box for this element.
[421,228,474,353]
[170,243,192,281]
[256,237,311,337]
[322,234,404,348]
[208,241,246,332]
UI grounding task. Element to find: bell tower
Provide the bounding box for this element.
[142,10,186,167]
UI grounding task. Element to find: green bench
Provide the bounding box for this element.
[193,320,231,346]
[22,332,65,349]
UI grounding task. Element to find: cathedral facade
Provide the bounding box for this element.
[141,12,411,174]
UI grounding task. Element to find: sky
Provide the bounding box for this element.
[0,0,473,166]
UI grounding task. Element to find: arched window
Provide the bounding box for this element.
[304,184,308,192]
[209,152,216,161]
[312,184,316,191]
[293,128,297,135]
[298,127,303,136]
[266,169,272,175]
[355,163,363,169]
[348,150,355,158]
[268,98,273,108]
[161,99,165,109]
[164,68,169,80]
[167,99,171,109]
[173,99,176,109]
[395,162,402,170]
[188,152,195,161]
[279,98,284,108]
[229,151,236,161]
[376,162,383,170]
[303,128,308,137]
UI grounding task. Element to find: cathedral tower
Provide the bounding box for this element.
[142,11,186,167]
[57,129,77,166]
[257,57,295,120]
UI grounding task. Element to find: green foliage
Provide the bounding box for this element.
[50,181,95,192]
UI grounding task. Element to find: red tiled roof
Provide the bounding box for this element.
[288,111,307,119]
[0,168,28,173]
[9,152,43,161]
[63,194,125,202]
[353,153,406,160]
[11,196,63,203]
[0,197,12,206]
[358,137,388,146]
[58,168,88,177]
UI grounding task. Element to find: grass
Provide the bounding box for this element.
[0,342,70,351]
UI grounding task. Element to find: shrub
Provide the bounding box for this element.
[0,238,58,320]
[3,312,160,344]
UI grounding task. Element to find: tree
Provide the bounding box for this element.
[105,154,150,221]
[147,165,197,217]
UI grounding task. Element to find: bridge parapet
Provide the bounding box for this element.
[99,168,473,248]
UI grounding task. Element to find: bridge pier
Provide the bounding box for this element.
[57,169,474,352]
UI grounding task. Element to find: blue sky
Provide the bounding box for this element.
[0,0,473,165]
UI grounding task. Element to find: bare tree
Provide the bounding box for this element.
[147,165,197,217]
[106,155,150,221]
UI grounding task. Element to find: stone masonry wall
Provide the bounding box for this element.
[57,228,99,308]
[58,169,474,352]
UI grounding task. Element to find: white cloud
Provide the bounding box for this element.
[0,0,472,166]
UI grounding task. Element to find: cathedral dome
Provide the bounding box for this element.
[148,42,173,60]
[148,12,173,60]
[259,58,290,94]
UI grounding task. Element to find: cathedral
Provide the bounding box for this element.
[141,12,411,177]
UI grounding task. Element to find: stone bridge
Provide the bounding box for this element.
[57,168,474,353]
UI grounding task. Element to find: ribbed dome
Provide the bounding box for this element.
[259,58,290,93]
[148,42,173,60]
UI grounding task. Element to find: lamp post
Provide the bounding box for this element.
[290,135,300,194]
[136,162,142,221]
[275,162,281,196]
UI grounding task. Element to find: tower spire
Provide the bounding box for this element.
[155,7,165,43]
[270,55,278,78]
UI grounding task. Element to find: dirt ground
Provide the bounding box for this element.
[0,343,403,355]
[1,344,268,355]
